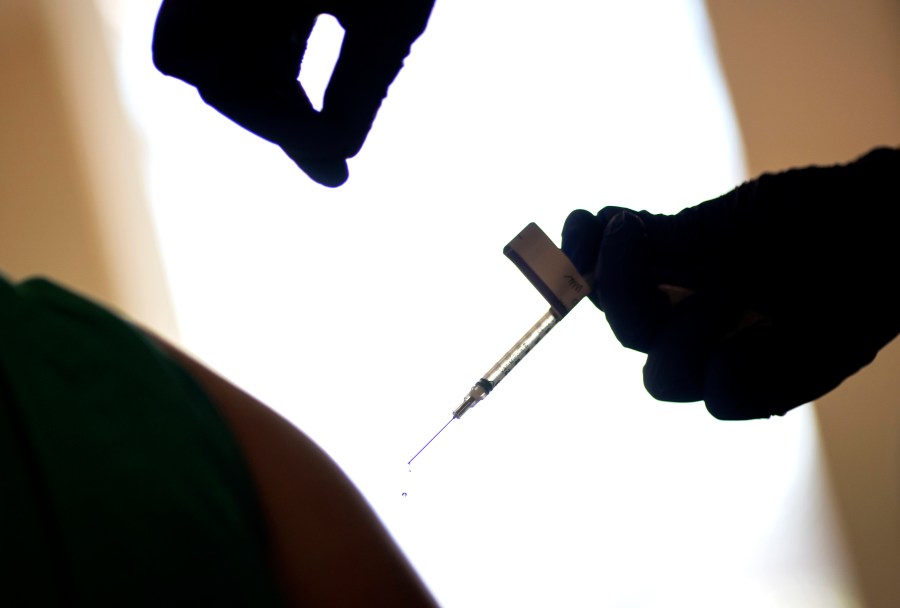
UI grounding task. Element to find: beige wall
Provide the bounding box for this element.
[0,0,176,339]
[704,1,900,606]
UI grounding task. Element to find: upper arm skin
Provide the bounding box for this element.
[153,337,438,607]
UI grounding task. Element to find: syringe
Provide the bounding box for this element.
[452,308,559,419]
[407,309,560,466]
[407,222,589,466]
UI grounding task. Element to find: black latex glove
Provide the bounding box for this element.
[152,0,435,187]
[562,146,900,420]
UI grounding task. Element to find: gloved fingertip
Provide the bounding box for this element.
[561,210,599,244]
[704,396,773,421]
[562,208,597,231]
[561,209,603,278]
[603,209,645,240]
[702,328,792,421]
[596,205,632,227]
[643,356,703,403]
[304,160,350,188]
[284,149,350,187]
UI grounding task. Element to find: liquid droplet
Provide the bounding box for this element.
[402,492,408,498]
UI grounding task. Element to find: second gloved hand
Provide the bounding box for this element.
[561,147,900,420]
[152,0,435,187]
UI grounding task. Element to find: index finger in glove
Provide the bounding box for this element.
[561,206,629,279]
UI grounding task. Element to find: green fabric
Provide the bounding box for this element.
[0,275,283,606]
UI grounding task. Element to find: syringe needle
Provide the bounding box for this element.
[408,309,560,466]
[408,417,454,467]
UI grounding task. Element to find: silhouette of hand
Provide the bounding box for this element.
[152,0,435,187]
[561,147,900,419]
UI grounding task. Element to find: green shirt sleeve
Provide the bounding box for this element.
[0,275,283,607]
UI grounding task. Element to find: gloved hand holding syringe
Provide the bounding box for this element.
[408,222,590,466]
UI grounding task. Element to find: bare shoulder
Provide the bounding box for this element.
[148,333,438,608]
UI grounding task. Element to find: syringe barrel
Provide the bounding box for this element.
[482,309,560,387]
[453,309,560,419]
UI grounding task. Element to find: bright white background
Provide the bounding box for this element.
[100,1,857,606]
